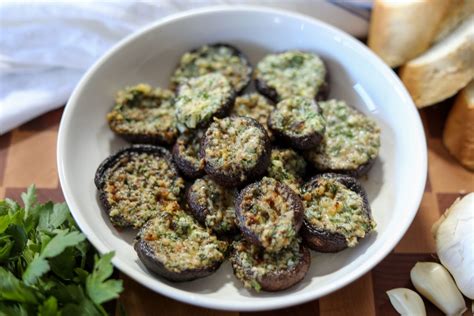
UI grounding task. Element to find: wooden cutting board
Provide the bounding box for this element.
[0,102,472,315]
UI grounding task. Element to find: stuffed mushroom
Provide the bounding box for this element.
[230,238,310,292]
[268,96,326,150]
[175,73,235,131]
[304,99,381,177]
[172,129,205,178]
[171,43,252,94]
[135,202,228,282]
[186,176,238,235]
[94,144,184,228]
[301,173,376,252]
[235,177,304,252]
[267,148,307,193]
[107,84,178,145]
[254,50,328,102]
[230,93,274,139]
[200,116,271,187]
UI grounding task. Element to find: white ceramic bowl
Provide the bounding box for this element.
[57,5,427,311]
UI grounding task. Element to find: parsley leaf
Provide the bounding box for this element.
[0,185,123,314]
[86,252,123,305]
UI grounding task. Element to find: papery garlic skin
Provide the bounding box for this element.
[387,288,426,315]
[411,262,466,316]
[432,193,474,299]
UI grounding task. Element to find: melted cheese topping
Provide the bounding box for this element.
[239,177,298,252]
[140,204,228,272]
[171,44,251,92]
[175,73,233,130]
[306,99,381,170]
[104,152,185,228]
[204,117,267,180]
[231,93,273,138]
[302,178,376,247]
[189,176,237,234]
[107,84,178,142]
[231,238,302,291]
[175,130,204,172]
[270,96,325,138]
[255,51,326,100]
[268,148,306,192]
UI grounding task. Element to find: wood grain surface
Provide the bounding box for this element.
[0,103,472,315]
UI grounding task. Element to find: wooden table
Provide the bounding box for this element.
[0,103,472,315]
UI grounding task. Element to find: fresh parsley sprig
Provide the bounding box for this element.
[0,185,123,315]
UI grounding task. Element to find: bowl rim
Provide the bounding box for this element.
[57,4,427,311]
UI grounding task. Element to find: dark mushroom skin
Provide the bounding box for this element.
[200,116,271,187]
[172,130,205,179]
[134,204,228,282]
[186,176,238,235]
[268,96,326,150]
[300,173,375,252]
[171,43,252,94]
[254,51,328,103]
[230,238,310,292]
[106,84,179,145]
[94,144,184,228]
[235,177,304,252]
[304,99,381,177]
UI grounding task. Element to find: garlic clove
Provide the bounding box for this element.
[432,193,474,299]
[387,288,426,315]
[410,262,467,316]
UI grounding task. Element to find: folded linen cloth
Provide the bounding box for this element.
[0,0,370,134]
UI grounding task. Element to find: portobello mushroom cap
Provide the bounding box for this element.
[172,129,205,179]
[230,238,310,292]
[171,43,252,94]
[304,99,381,177]
[235,177,304,252]
[186,176,238,235]
[106,84,179,145]
[301,173,375,252]
[268,96,326,150]
[134,205,228,282]
[254,50,328,103]
[200,116,271,187]
[175,73,236,131]
[94,144,184,228]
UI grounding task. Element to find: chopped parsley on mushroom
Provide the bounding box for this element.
[302,177,376,247]
[201,116,270,186]
[171,44,252,93]
[255,50,327,101]
[175,73,234,130]
[267,148,306,192]
[100,148,185,229]
[231,93,274,138]
[187,176,237,234]
[236,177,303,252]
[136,203,228,274]
[305,99,381,172]
[107,83,178,144]
[269,96,325,149]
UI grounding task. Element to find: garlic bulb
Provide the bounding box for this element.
[432,193,474,299]
[410,262,466,315]
[386,288,426,315]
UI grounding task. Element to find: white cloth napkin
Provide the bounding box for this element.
[0,0,370,134]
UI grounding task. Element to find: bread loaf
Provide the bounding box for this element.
[368,0,452,67]
[399,17,474,108]
[443,81,474,170]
